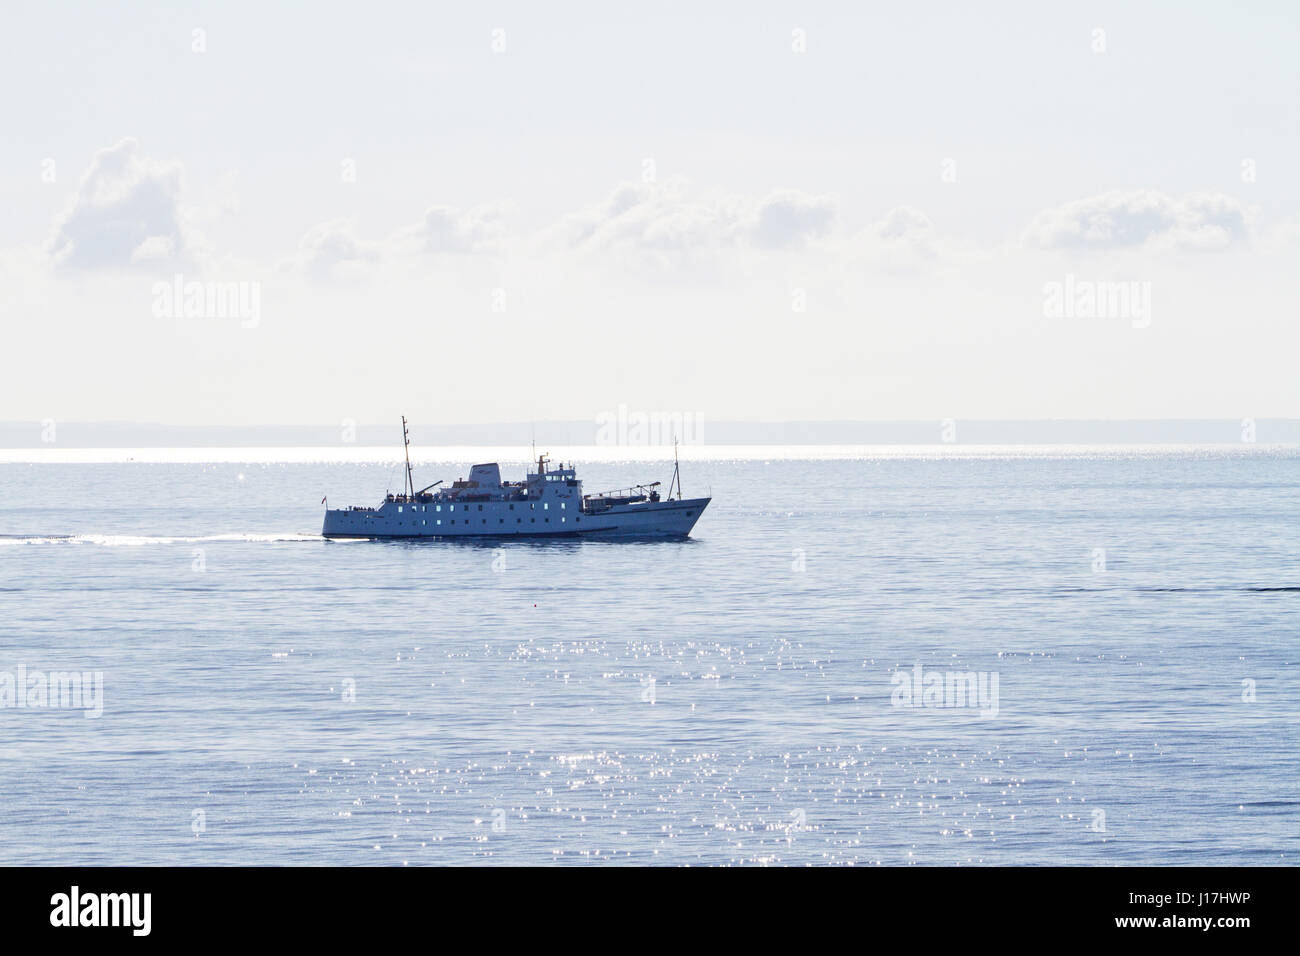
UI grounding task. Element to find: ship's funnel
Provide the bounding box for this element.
[468,463,502,488]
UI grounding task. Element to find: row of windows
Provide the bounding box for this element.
[398,501,564,513]
[417,516,573,526]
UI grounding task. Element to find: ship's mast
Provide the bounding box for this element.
[401,416,414,499]
[668,437,682,500]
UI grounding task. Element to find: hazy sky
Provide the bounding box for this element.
[1,1,1297,426]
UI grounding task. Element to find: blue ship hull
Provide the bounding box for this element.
[323,496,709,539]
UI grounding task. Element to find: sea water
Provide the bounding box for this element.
[0,449,1296,865]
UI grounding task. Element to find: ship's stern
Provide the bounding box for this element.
[322,508,371,538]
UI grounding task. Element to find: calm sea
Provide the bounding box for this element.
[1,449,1297,865]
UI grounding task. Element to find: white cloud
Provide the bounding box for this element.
[48,139,198,270]
[551,180,730,251]
[397,202,511,254]
[750,189,837,248]
[293,219,380,279]
[285,181,845,281]
[281,182,941,290]
[546,181,837,254]
[292,202,511,279]
[874,206,932,241]
[1023,190,1249,251]
[826,205,945,274]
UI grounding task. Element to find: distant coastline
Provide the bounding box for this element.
[3,419,1300,450]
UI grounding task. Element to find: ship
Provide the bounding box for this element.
[321,418,710,539]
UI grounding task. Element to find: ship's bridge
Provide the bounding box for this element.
[525,457,581,499]
[529,463,576,483]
